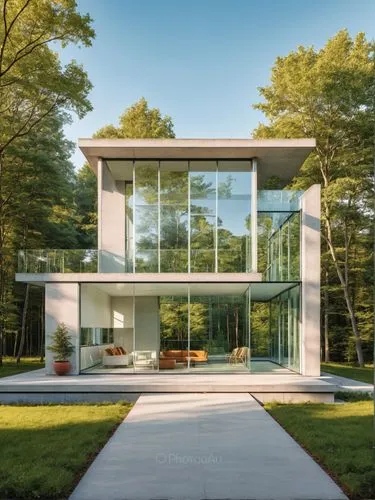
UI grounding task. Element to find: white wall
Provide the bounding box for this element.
[45,283,80,375]
[111,296,134,353]
[98,161,126,271]
[300,184,321,376]
[81,284,111,327]
[135,297,160,352]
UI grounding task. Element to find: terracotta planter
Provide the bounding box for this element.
[53,360,72,376]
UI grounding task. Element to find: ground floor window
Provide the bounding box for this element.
[78,282,300,374]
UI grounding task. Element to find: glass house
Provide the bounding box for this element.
[16,139,321,376]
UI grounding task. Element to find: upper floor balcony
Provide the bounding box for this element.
[18,190,304,280]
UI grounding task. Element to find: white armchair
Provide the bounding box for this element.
[133,350,157,369]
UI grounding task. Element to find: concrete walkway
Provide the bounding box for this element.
[70,393,347,500]
[321,372,374,393]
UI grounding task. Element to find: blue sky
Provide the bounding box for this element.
[60,0,375,169]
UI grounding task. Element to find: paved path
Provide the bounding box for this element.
[321,372,374,393]
[70,393,347,500]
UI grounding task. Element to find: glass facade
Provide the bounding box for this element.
[118,159,253,273]
[79,282,302,374]
[79,283,253,373]
[258,190,302,281]
[268,285,300,372]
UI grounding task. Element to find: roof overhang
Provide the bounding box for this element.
[78,138,316,186]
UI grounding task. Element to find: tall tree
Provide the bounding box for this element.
[0,0,94,365]
[253,30,375,366]
[94,97,175,139]
[0,0,94,155]
[0,112,79,361]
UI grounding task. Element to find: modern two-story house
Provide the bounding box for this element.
[16,138,320,377]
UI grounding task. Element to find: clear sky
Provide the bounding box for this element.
[60,0,375,169]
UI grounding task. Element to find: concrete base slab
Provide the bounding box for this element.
[321,372,374,393]
[0,369,336,404]
[70,393,347,500]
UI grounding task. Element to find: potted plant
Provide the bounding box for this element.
[47,323,75,376]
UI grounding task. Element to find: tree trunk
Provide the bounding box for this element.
[208,298,213,341]
[324,268,330,362]
[226,307,230,346]
[324,214,364,366]
[39,299,44,362]
[234,306,239,348]
[16,283,30,364]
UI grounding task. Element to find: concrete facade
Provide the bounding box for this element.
[45,283,80,375]
[301,185,321,376]
[98,159,126,271]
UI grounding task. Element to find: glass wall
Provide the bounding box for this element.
[269,285,300,372]
[190,162,217,272]
[79,282,302,374]
[160,161,189,272]
[217,164,252,272]
[159,287,250,371]
[118,160,254,273]
[258,211,301,281]
[134,161,159,272]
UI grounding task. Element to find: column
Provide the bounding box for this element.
[300,184,321,376]
[45,283,80,375]
[251,158,258,272]
[99,159,126,271]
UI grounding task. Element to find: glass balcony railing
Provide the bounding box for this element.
[17,249,134,273]
[258,190,304,212]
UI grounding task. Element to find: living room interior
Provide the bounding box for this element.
[80,282,300,375]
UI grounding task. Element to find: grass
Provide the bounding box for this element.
[321,362,374,385]
[266,400,375,499]
[0,402,132,499]
[0,357,44,378]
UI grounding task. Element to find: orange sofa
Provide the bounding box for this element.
[160,350,208,364]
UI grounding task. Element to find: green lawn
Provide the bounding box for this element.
[321,362,374,385]
[0,402,132,499]
[0,357,44,378]
[266,400,375,499]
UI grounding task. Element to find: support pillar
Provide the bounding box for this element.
[300,184,321,376]
[45,283,80,375]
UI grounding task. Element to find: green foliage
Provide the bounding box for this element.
[253,30,375,364]
[47,323,74,361]
[0,0,94,362]
[74,163,97,248]
[335,391,372,402]
[0,0,95,153]
[95,97,175,139]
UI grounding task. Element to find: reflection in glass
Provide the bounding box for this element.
[190,169,216,272]
[160,162,188,272]
[268,285,300,371]
[258,211,301,281]
[134,162,158,272]
[131,160,255,272]
[217,170,251,272]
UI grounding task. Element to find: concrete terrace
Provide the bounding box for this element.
[0,369,336,403]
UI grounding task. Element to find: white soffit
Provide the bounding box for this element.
[79,138,316,186]
[90,281,299,300]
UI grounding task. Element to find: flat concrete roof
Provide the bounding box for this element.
[78,138,316,186]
